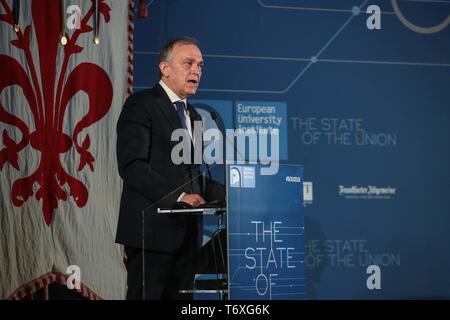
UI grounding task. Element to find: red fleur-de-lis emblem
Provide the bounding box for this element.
[0,1,113,225]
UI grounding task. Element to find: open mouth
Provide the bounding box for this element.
[187,79,198,85]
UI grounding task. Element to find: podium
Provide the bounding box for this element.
[226,164,306,300]
[147,163,305,300]
[156,206,228,299]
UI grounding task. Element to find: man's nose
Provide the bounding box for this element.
[191,64,201,75]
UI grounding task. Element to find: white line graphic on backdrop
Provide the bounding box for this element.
[257,0,395,14]
[391,0,450,33]
[134,0,450,93]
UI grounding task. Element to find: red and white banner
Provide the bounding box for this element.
[0,0,131,299]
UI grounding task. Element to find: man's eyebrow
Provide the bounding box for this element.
[183,57,193,61]
[183,57,204,63]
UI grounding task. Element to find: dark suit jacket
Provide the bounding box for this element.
[115,84,224,253]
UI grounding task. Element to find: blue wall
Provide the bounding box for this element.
[133,0,450,299]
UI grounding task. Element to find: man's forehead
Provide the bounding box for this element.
[173,43,202,57]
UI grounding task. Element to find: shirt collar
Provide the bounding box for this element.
[159,80,187,106]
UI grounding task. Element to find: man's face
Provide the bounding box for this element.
[160,43,203,99]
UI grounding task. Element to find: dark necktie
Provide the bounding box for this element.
[174,100,188,130]
[174,101,201,195]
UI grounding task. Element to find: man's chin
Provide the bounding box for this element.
[186,88,198,96]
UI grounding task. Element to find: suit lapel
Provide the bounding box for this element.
[153,84,181,131]
[187,103,202,123]
[153,84,204,144]
[187,103,203,153]
[187,103,204,136]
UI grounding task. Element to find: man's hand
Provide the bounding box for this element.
[180,194,206,207]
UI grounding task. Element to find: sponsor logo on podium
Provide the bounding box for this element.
[229,166,255,188]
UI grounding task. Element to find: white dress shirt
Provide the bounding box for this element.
[159,80,196,201]
[159,80,193,140]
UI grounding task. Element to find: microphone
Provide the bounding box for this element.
[202,113,215,198]
[210,111,222,166]
[202,161,213,199]
[210,111,225,179]
[204,111,228,207]
[209,110,233,195]
[211,111,245,165]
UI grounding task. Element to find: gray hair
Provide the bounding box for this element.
[159,36,200,78]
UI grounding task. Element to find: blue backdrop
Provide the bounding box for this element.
[133,0,450,299]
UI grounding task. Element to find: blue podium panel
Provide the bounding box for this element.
[227,164,305,300]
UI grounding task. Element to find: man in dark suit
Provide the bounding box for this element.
[115,37,224,300]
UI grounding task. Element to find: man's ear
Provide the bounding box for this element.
[159,61,169,78]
